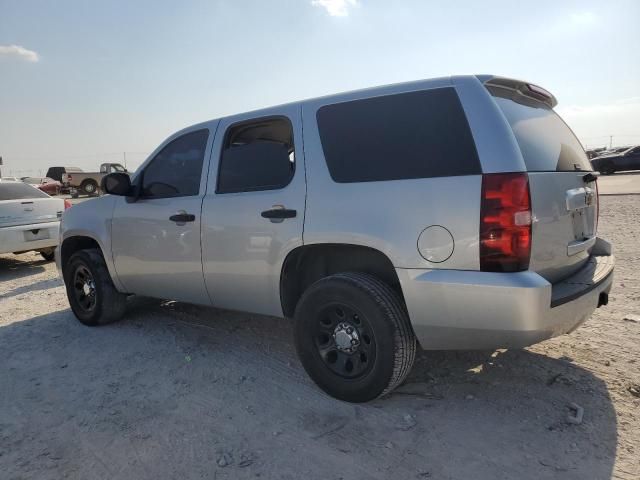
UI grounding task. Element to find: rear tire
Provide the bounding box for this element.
[82,180,98,196]
[40,248,55,262]
[63,248,127,326]
[294,272,416,402]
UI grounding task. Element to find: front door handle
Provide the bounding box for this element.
[169,213,196,223]
[261,206,297,221]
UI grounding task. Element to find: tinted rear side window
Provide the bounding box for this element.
[316,87,481,183]
[0,183,49,200]
[491,89,592,172]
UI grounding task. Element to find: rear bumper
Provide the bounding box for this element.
[397,240,614,350]
[0,221,60,255]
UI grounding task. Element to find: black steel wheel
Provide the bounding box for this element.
[313,303,376,379]
[294,272,416,402]
[72,264,97,312]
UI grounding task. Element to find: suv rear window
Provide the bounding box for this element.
[316,88,481,183]
[490,89,592,172]
[0,182,49,200]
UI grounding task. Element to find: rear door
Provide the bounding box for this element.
[201,106,305,317]
[111,127,215,304]
[489,87,597,282]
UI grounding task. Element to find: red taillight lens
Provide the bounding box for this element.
[595,180,599,233]
[64,199,72,210]
[480,173,532,272]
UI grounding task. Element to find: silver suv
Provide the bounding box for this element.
[58,75,614,402]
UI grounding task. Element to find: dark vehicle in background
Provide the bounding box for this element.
[22,177,62,196]
[586,147,606,159]
[63,163,128,197]
[46,166,84,194]
[591,146,640,174]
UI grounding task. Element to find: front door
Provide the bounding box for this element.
[111,127,215,305]
[201,107,306,317]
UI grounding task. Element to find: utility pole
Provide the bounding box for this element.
[123,152,127,169]
[609,135,613,149]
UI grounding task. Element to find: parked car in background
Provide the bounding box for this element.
[22,177,62,196]
[591,145,640,174]
[58,75,614,402]
[0,182,70,261]
[585,148,607,159]
[63,163,128,197]
[46,166,84,194]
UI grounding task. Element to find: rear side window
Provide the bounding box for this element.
[0,182,49,200]
[490,89,592,172]
[217,117,295,194]
[141,129,209,198]
[316,88,481,183]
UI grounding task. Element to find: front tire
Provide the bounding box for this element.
[63,248,127,326]
[294,272,416,402]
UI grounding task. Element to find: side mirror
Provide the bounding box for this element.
[101,172,132,196]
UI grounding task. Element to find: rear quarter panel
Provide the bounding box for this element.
[301,77,494,270]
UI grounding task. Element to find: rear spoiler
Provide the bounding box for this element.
[476,75,558,108]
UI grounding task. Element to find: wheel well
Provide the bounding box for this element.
[280,244,403,318]
[60,236,101,270]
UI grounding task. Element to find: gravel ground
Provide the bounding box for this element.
[1,196,639,480]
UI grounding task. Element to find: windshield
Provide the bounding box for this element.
[0,182,50,200]
[490,88,592,172]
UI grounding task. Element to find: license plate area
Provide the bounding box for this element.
[24,228,50,241]
[566,187,596,241]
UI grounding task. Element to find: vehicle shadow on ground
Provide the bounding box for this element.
[0,277,63,300]
[0,298,617,480]
[0,254,48,281]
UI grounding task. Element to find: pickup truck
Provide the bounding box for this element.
[63,163,129,197]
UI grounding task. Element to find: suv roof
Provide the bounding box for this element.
[179,75,558,136]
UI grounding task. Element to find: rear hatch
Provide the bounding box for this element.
[487,81,597,283]
[0,183,63,228]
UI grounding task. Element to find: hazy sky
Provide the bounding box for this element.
[1,0,639,176]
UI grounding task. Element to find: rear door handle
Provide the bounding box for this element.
[261,207,297,221]
[169,213,196,223]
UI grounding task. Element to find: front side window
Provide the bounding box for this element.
[217,117,294,194]
[141,129,209,198]
[316,87,481,183]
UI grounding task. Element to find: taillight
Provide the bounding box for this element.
[64,199,72,210]
[480,173,532,272]
[595,180,599,233]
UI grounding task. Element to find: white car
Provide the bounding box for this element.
[0,182,70,261]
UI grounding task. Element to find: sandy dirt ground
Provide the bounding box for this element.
[1,196,639,480]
